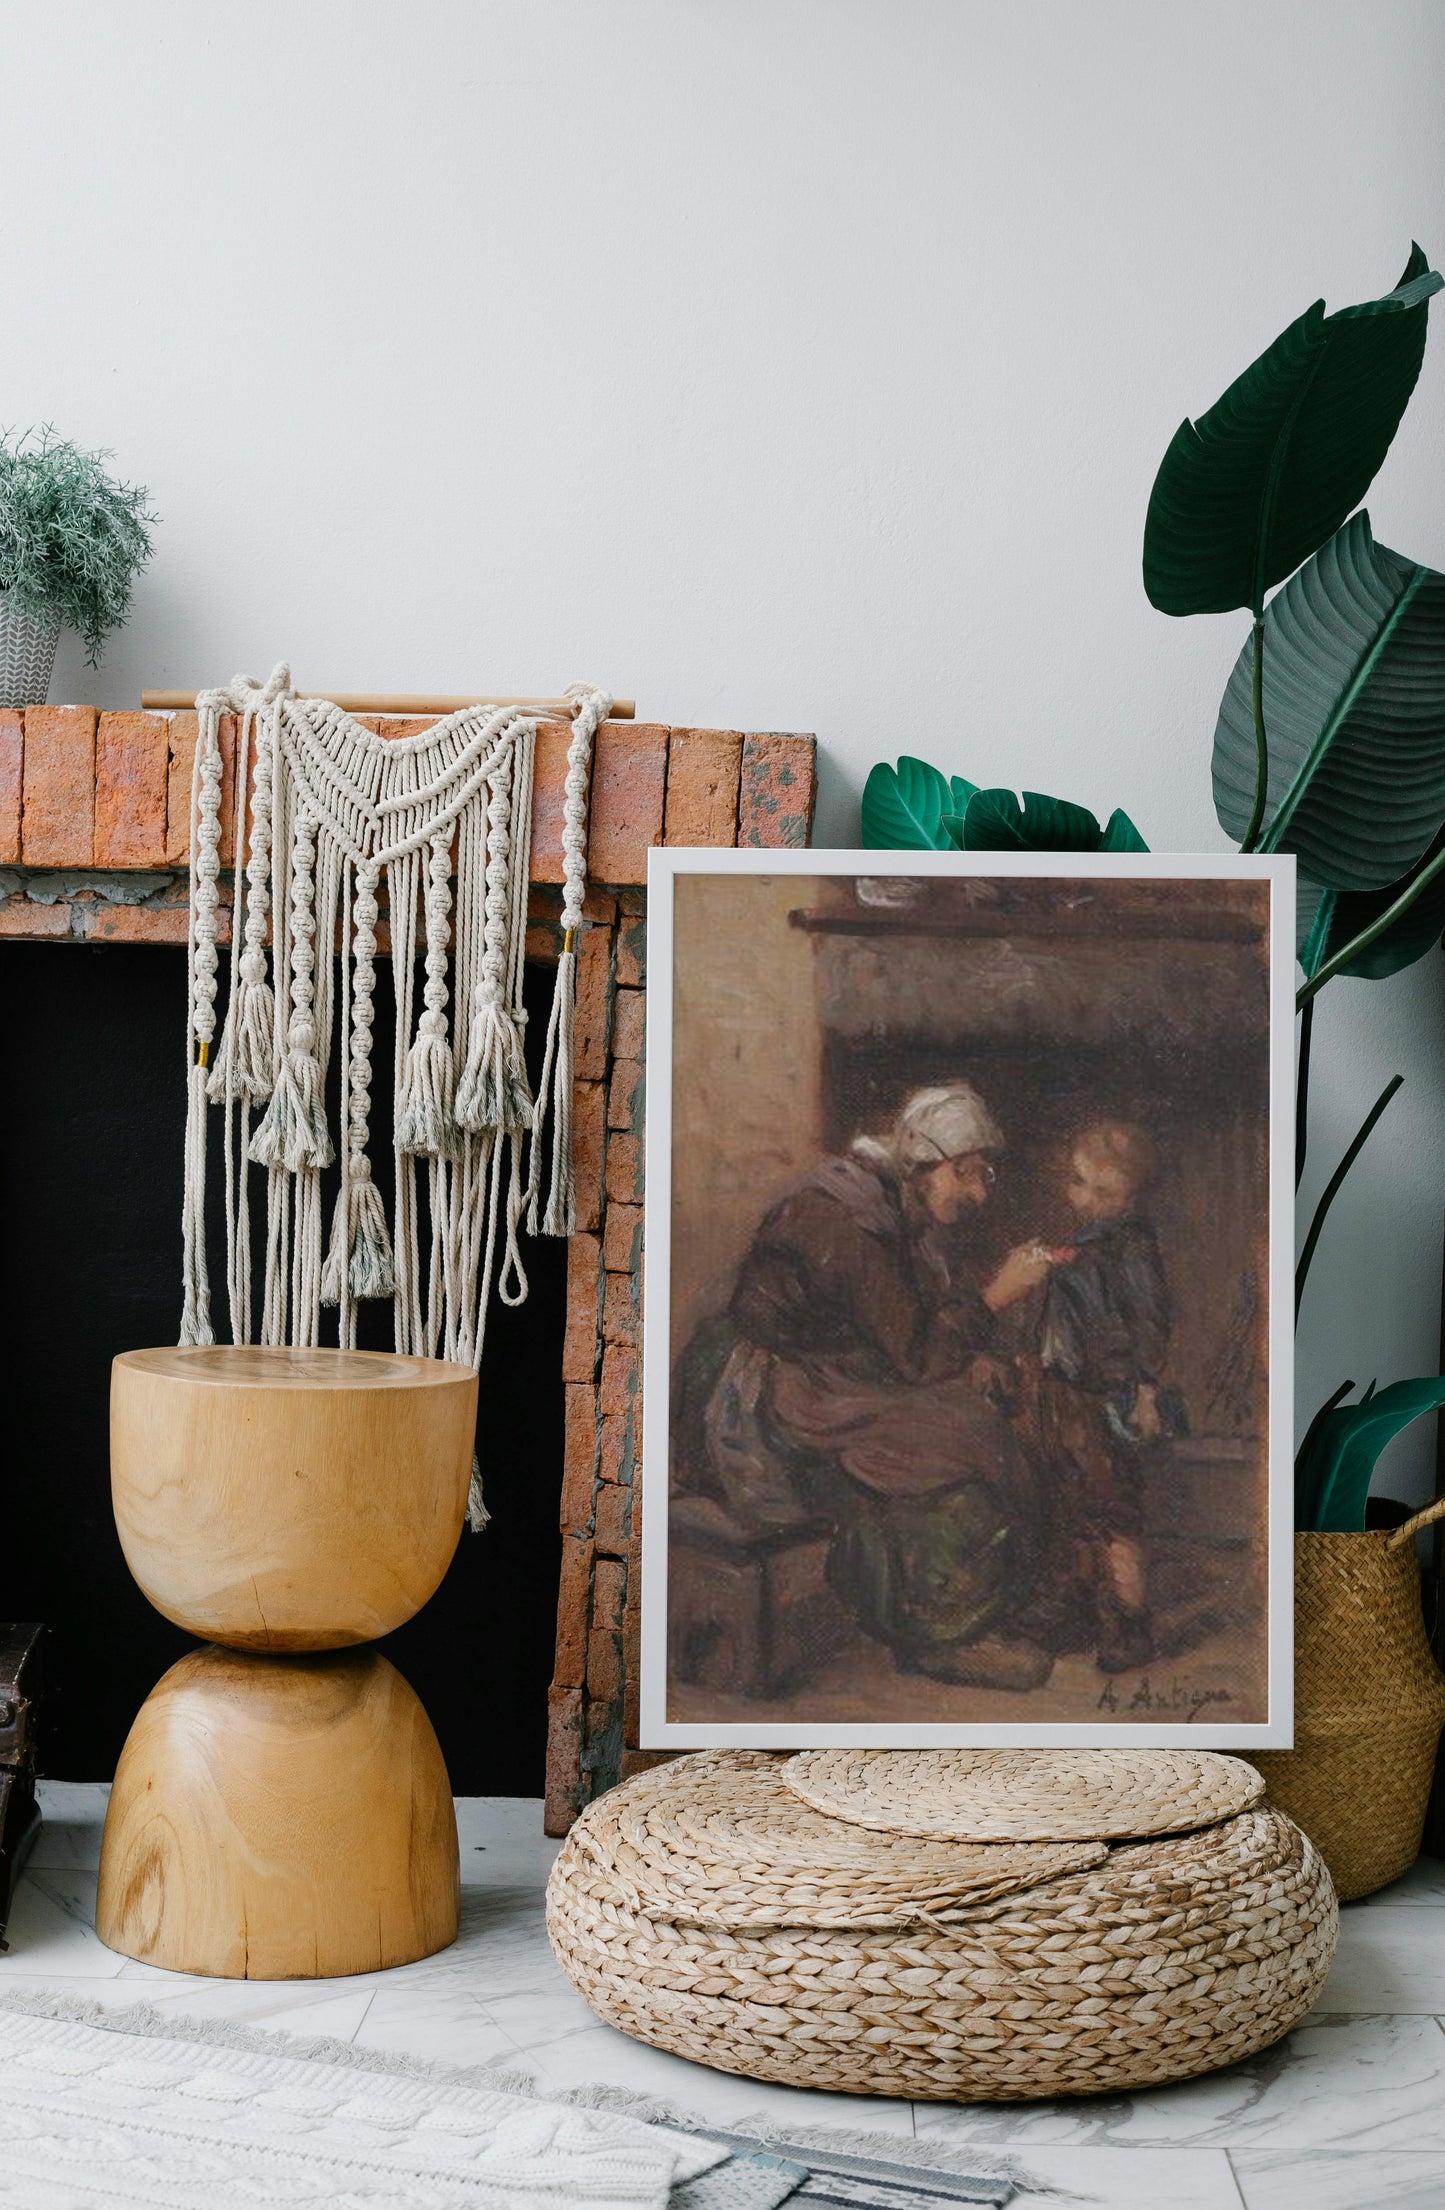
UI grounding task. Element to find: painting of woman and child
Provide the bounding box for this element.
[641,851,1293,1746]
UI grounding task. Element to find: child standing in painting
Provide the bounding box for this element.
[1025,1120,1184,1676]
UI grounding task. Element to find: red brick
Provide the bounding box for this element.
[664,728,743,846]
[85,904,230,946]
[0,898,71,938]
[573,920,613,1081]
[571,1080,607,1234]
[587,1621,623,1707]
[587,724,668,885]
[582,888,617,927]
[544,1685,585,1835]
[560,1384,598,1534]
[0,712,21,863]
[552,1530,593,1688]
[583,1692,620,1768]
[165,713,197,862]
[605,1132,644,1206]
[603,1269,639,1348]
[165,712,238,865]
[616,905,646,988]
[598,1410,635,1487]
[612,986,645,1062]
[622,1567,643,1744]
[594,1481,631,1558]
[21,705,97,865]
[94,712,170,867]
[592,1556,626,1634]
[608,1057,644,1133]
[603,1204,643,1275]
[529,718,581,886]
[600,1345,639,1419]
[562,1232,602,1384]
[738,733,818,848]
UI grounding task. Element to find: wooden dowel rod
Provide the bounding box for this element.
[140,690,637,719]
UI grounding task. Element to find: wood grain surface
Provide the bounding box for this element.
[97,1645,460,1978]
[111,1347,477,1650]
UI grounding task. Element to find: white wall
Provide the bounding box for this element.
[4,0,1444,1490]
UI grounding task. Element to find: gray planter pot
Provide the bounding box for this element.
[0,593,61,709]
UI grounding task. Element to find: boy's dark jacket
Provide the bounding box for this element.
[1038,1215,1170,1396]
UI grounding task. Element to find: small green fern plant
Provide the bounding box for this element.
[0,428,156,664]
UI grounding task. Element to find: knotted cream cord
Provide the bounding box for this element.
[180,665,608,1529]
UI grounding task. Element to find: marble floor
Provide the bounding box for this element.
[7,1785,1445,2210]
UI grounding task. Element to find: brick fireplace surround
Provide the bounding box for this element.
[0,704,816,1833]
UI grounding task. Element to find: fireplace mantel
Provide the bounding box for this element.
[0,701,816,1831]
[0,707,815,938]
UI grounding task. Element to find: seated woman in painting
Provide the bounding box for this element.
[672,1082,1056,1692]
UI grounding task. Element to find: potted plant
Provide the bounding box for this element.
[864,246,1445,1895]
[0,428,156,707]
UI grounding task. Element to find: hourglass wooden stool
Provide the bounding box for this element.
[97,1346,477,1980]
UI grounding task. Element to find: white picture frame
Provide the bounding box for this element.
[640,848,1296,1749]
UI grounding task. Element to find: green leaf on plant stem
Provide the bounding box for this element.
[1144,246,1442,617]
[961,788,1150,853]
[1295,1376,1445,1533]
[1101,808,1150,853]
[1297,827,1445,982]
[861,757,958,849]
[1212,513,1445,888]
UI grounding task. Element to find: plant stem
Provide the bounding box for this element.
[1241,618,1268,852]
[1295,1073,1403,1323]
[1296,839,1445,1008]
[1295,996,1314,1193]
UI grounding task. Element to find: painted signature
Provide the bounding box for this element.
[1096,1675,1234,1720]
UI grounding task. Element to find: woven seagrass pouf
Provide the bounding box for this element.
[544,1751,1338,2102]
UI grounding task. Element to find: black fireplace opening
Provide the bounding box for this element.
[0,940,566,1795]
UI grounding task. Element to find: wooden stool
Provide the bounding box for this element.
[97,1347,477,1979]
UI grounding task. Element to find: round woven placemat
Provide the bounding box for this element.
[782,1746,1264,1840]
[574,1751,1106,1929]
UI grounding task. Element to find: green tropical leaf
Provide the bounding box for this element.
[1144,246,1442,617]
[1296,1376,1445,1533]
[1212,513,1445,889]
[1101,808,1150,853]
[961,788,1150,853]
[1298,829,1445,981]
[861,756,956,849]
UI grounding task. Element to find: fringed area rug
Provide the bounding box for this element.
[0,1992,1018,2209]
[0,1991,721,2210]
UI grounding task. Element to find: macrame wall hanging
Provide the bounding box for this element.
[181,665,610,1526]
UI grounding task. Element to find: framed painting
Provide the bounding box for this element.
[639,849,1296,1748]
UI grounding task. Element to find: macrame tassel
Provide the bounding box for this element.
[249,1022,334,1173]
[180,693,226,1345]
[531,945,577,1237]
[397,1016,460,1158]
[179,1060,215,1346]
[321,1168,396,1304]
[207,967,276,1105]
[455,988,532,1136]
[467,1453,490,1533]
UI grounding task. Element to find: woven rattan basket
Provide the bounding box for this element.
[1252,1501,1445,1903]
[546,1750,1337,2101]
[0,593,60,710]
